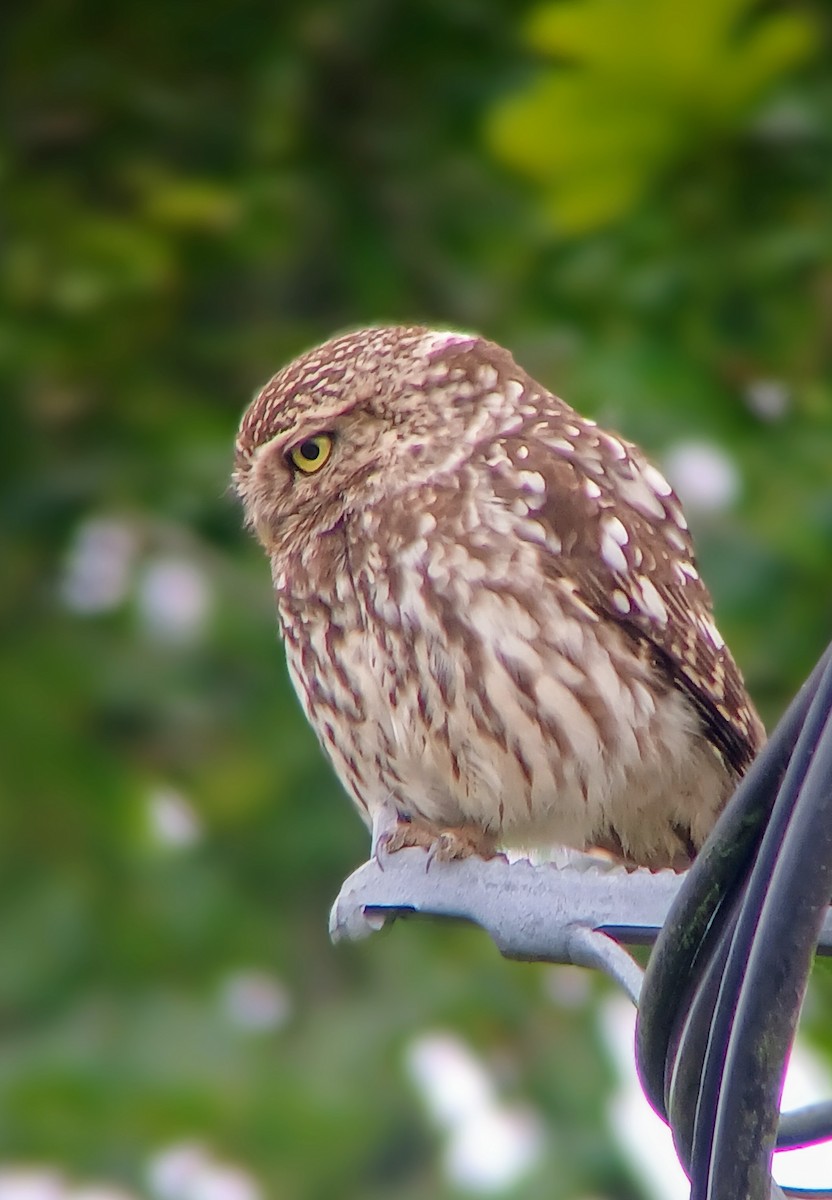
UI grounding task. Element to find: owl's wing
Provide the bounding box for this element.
[490,416,764,775]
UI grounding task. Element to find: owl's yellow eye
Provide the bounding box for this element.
[288,433,333,474]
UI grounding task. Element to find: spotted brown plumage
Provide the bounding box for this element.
[234,325,765,870]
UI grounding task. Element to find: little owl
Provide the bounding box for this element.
[234,326,764,870]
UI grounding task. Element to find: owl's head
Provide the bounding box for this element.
[233,324,527,557]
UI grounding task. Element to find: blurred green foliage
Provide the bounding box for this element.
[488,0,818,230]
[2,0,831,1197]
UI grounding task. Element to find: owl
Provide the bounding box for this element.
[234,326,764,870]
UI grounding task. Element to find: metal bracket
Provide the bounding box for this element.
[330,847,832,1008]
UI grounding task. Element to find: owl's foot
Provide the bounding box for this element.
[375,814,499,866]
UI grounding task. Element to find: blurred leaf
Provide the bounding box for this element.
[487,0,817,231]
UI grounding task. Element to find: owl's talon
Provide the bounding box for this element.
[377,820,437,857]
[372,835,388,872]
[373,818,498,867]
[372,829,402,872]
[371,802,410,869]
[429,828,499,864]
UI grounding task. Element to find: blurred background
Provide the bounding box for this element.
[3,0,832,1197]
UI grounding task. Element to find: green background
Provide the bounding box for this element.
[3,0,832,1196]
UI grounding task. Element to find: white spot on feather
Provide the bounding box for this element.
[612,590,630,613]
[543,437,574,455]
[637,577,669,625]
[485,443,510,468]
[643,463,674,497]
[602,515,629,546]
[483,391,507,413]
[418,330,476,356]
[699,616,725,650]
[602,434,627,460]
[665,526,687,552]
[617,475,666,521]
[462,407,495,443]
[521,520,549,546]
[505,380,524,404]
[675,560,699,584]
[584,479,602,499]
[518,471,546,495]
[601,531,628,574]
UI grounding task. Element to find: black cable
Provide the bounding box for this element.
[636,644,832,1122]
[703,677,832,1198]
[778,1103,832,1151]
[686,655,832,1197]
[634,641,832,1199]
